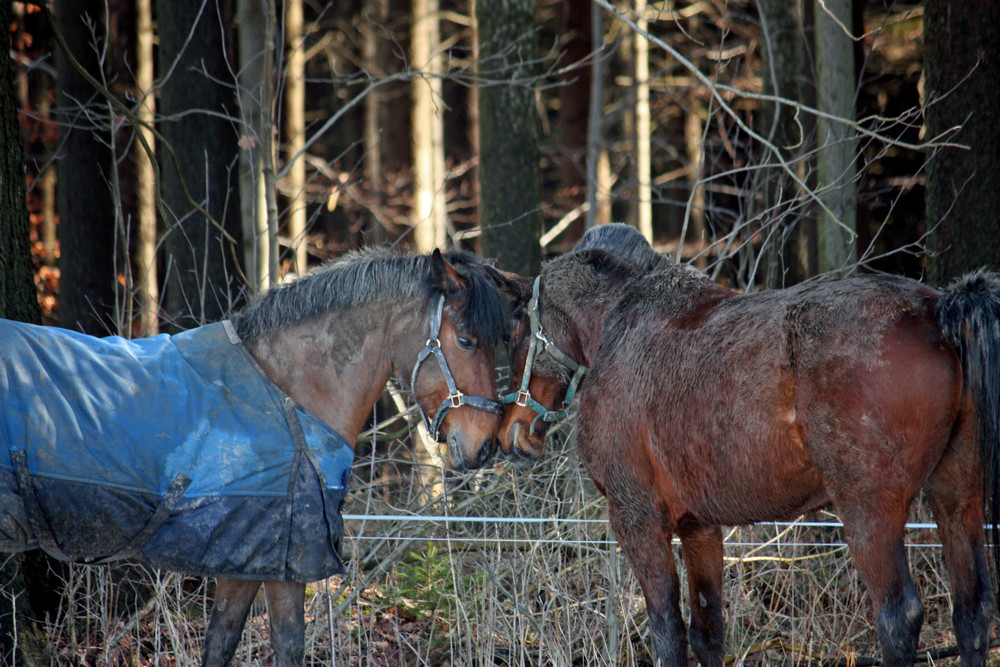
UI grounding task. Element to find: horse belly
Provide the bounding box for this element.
[675,433,830,527]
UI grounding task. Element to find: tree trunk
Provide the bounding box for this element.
[813,0,857,275]
[1,2,44,656]
[758,0,811,285]
[924,0,1000,285]
[55,2,117,332]
[683,101,705,267]
[363,0,388,243]
[237,0,275,289]
[135,0,158,335]
[411,0,448,251]
[158,0,244,329]
[585,0,608,229]
[475,0,542,276]
[556,0,591,211]
[633,0,652,242]
[284,0,308,274]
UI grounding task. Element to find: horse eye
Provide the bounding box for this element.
[457,335,476,350]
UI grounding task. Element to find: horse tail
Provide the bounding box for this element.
[935,271,1000,582]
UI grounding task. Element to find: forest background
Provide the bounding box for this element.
[2,0,1000,665]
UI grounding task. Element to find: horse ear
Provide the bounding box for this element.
[487,265,530,300]
[431,248,470,295]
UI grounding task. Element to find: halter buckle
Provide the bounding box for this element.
[447,392,465,409]
[514,390,532,407]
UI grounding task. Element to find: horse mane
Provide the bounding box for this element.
[573,222,674,273]
[231,247,507,347]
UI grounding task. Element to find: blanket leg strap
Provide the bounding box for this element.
[107,472,191,562]
[11,448,191,563]
[11,449,71,561]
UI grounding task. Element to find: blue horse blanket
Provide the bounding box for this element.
[0,320,353,582]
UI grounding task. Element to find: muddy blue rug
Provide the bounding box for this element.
[0,320,353,582]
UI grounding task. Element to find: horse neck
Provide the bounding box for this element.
[547,263,635,366]
[247,301,417,445]
[550,287,618,368]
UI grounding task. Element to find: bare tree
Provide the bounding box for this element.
[411,0,447,251]
[1,3,44,657]
[54,3,117,332]
[135,0,158,335]
[758,0,811,285]
[814,0,857,275]
[475,0,542,275]
[157,0,244,328]
[924,0,1000,284]
[237,0,277,289]
[633,0,652,242]
[284,0,308,274]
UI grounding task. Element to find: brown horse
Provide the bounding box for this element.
[499,224,1000,667]
[2,248,517,667]
[202,248,517,666]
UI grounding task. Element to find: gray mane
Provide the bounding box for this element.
[231,247,434,343]
[573,223,674,273]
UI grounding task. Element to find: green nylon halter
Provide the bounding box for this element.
[502,276,588,434]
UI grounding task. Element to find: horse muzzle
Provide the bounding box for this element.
[501,420,545,464]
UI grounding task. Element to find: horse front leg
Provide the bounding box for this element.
[202,578,259,667]
[607,498,688,667]
[263,580,306,667]
[678,523,725,667]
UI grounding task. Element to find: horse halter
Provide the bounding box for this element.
[502,276,588,434]
[410,294,504,443]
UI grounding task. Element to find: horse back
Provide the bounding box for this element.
[577,273,960,526]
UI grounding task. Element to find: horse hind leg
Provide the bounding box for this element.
[924,418,995,667]
[678,522,725,667]
[838,503,923,667]
[263,580,306,667]
[202,578,260,667]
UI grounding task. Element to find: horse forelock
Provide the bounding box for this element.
[443,250,508,350]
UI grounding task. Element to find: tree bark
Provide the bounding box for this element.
[814,0,857,275]
[556,0,591,210]
[1,3,44,657]
[157,0,244,328]
[362,0,388,243]
[411,0,448,251]
[633,0,652,242]
[585,0,608,229]
[135,0,158,335]
[924,0,1000,284]
[237,0,274,289]
[758,0,811,285]
[475,0,542,276]
[55,2,117,332]
[284,0,308,274]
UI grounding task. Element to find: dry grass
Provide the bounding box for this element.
[12,406,1000,666]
